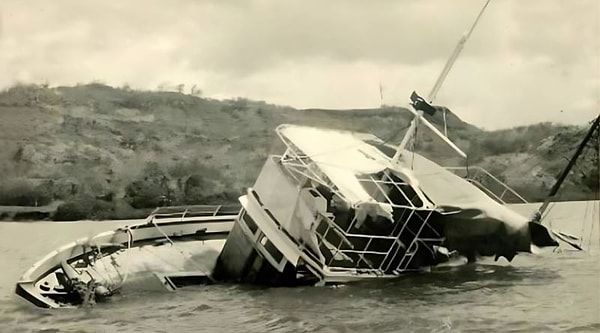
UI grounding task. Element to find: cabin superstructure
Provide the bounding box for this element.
[214,124,558,285]
[215,125,443,284]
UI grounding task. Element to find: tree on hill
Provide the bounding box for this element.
[124,162,172,208]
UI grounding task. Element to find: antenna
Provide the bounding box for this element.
[393,0,492,163]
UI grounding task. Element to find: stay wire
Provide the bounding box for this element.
[150,217,215,282]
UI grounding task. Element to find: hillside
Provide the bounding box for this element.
[0,84,597,220]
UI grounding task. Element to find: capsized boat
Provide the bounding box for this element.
[16,0,582,308]
[15,205,238,308]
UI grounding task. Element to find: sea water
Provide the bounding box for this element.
[0,201,598,332]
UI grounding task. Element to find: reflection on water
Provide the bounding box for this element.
[0,201,598,332]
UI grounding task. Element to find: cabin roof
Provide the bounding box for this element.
[275,125,523,219]
[277,125,393,203]
[277,124,390,172]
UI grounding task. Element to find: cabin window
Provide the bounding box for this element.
[309,189,323,198]
[387,172,423,207]
[241,210,259,234]
[259,235,284,264]
[358,175,389,203]
[358,171,424,208]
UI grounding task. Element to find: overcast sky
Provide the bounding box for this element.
[0,0,598,129]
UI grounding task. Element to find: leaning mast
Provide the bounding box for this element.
[531,115,600,223]
[392,0,492,163]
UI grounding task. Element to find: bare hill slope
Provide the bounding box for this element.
[0,84,597,220]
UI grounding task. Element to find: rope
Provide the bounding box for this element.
[94,243,116,287]
[151,216,174,245]
[112,227,133,290]
[77,241,113,287]
[586,202,597,251]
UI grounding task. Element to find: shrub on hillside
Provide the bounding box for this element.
[182,174,214,204]
[125,180,171,208]
[476,123,577,157]
[54,197,114,221]
[581,169,599,195]
[117,93,148,110]
[168,159,205,179]
[0,84,62,106]
[124,162,172,208]
[0,179,52,206]
[201,191,240,205]
[125,180,170,208]
[107,199,153,220]
[221,97,249,114]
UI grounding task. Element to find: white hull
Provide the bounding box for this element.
[16,206,236,308]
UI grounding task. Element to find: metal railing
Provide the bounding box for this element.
[445,166,528,204]
[314,207,443,275]
[149,204,241,220]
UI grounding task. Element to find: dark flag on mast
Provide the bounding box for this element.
[410,91,437,116]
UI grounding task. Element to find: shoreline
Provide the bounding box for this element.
[2,200,597,223]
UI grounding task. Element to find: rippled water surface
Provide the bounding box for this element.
[1,201,598,332]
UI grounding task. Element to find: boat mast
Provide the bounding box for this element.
[531,115,600,223]
[392,0,492,163]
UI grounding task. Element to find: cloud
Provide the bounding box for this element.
[0,0,598,129]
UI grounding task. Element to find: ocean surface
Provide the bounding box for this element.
[0,201,598,333]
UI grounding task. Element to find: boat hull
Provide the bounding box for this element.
[16,207,236,308]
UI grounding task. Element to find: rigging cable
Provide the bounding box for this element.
[586,201,597,252]
[443,108,448,137]
[150,216,215,282]
[589,130,600,252]
[580,201,589,248]
[410,119,418,170]
[465,155,470,179]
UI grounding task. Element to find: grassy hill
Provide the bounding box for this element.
[0,83,597,220]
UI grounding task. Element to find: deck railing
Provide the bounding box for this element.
[445,166,528,204]
[149,204,241,220]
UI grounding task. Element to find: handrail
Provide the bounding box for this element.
[445,166,528,204]
[150,204,241,219]
[467,179,506,204]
